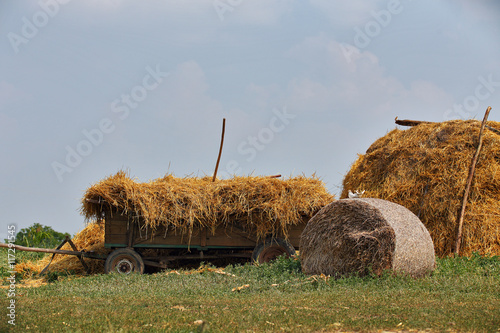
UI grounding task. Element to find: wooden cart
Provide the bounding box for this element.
[104,209,308,274]
[0,212,309,275]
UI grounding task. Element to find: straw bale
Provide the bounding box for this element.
[341,120,500,256]
[81,171,334,240]
[300,198,435,278]
[15,221,108,276]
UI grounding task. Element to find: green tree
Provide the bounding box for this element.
[13,223,70,248]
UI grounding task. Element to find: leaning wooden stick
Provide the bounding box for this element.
[212,118,226,182]
[454,106,492,255]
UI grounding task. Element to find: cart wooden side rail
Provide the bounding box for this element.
[101,209,307,273]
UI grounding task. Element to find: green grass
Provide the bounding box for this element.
[1,250,499,332]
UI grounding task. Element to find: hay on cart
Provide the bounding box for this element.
[82,171,334,240]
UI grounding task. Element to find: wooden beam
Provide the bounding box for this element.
[394,117,434,127]
[395,117,500,136]
[0,242,83,256]
[485,125,500,135]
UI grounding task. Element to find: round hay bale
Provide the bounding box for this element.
[341,120,500,257]
[300,198,435,278]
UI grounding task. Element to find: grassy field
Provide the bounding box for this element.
[1,249,499,332]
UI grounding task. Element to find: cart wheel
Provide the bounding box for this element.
[252,238,296,264]
[105,248,145,274]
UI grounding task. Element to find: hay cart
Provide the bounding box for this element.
[101,207,308,274]
[2,171,332,275]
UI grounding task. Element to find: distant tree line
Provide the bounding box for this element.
[8,223,70,248]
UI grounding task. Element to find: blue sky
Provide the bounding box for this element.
[1,0,499,238]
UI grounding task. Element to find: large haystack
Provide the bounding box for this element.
[300,198,435,278]
[342,120,500,257]
[82,171,334,240]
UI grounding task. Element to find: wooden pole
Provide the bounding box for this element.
[212,118,226,182]
[0,242,105,259]
[0,242,84,256]
[454,106,492,255]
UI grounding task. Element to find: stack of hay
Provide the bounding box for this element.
[15,221,107,276]
[342,120,500,256]
[82,171,334,240]
[300,198,436,278]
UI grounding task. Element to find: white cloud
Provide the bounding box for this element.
[287,34,379,76]
[256,34,454,121]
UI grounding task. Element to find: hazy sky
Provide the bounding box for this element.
[1,0,500,239]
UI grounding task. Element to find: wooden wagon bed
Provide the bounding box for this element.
[103,210,309,273]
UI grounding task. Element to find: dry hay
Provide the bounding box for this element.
[341,119,500,257]
[15,221,108,277]
[81,171,334,240]
[300,198,436,278]
[0,278,47,289]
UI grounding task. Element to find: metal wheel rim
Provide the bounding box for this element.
[115,258,134,274]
